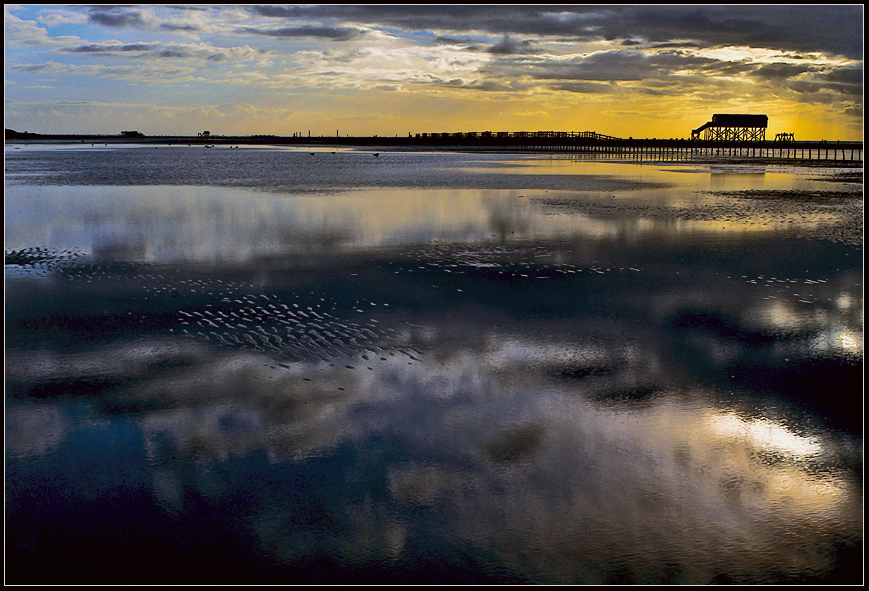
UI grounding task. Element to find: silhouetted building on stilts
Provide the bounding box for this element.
[691,114,768,141]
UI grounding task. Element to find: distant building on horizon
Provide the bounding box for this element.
[691,114,768,141]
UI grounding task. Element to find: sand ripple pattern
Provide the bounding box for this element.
[168,288,420,365]
[411,242,640,278]
[5,247,423,368]
[5,247,87,275]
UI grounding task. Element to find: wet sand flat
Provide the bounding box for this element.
[5,145,863,584]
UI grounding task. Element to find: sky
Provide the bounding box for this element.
[4,4,864,140]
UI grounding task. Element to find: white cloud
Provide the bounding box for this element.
[35,9,88,27]
[5,5,60,46]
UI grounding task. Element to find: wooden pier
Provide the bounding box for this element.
[6,129,863,162]
[392,133,863,163]
[221,132,863,163]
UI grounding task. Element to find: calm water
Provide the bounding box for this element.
[5,144,863,584]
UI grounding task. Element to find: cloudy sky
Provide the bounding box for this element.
[4,5,863,139]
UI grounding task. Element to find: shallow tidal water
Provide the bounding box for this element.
[5,144,863,584]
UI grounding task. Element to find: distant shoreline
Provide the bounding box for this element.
[5,130,863,167]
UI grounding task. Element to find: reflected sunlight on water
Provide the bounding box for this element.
[5,145,862,584]
[704,411,823,457]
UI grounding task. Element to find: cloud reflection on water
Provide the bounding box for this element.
[6,245,863,579]
[5,153,862,266]
[6,316,861,583]
[5,149,862,584]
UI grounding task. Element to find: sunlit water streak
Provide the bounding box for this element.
[5,145,862,584]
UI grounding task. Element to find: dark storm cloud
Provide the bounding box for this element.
[532,50,660,82]
[508,47,833,89]
[157,49,189,59]
[605,6,862,59]
[500,49,759,84]
[243,5,863,59]
[159,22,201,32]
[434,35,478,46]
[820,66,864,87]
[787,73,863,98]
[59,40,260,64]
[646,51,758,77]
[246,5,311,19]
[480,46,831,97]
[488,35,538,55]
[748,63,862,97]
[87,7,147,28]
[649,42,704,50]
[235,25,365,41]
[550,81,616,94]
[753,63,820,82]
[66,43,153,53]
[441,78,527,92]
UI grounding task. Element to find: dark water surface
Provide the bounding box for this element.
[5,144,863,584]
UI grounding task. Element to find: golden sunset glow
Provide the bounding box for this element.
[4,5,863,140]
